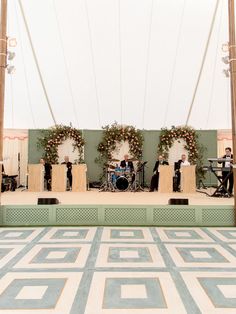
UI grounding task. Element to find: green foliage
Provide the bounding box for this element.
[158,126,206,181]
[37,125,85,164]
[97,122,143,167]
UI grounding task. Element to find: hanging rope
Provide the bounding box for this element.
[205,0,223,128]
[118,0,123,125]
[141,0,154,129]
[14,1,36,128]
[84,0,101,127]
[185,0,220,126]
[7,7,15,128]
[227,75,230,127]
[18,0,57,125]
[9,74,14,128]
[163,0,186,127]
[52,0,79,128]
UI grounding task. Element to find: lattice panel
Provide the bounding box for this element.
[5,208,50,225]
[104,208,147,224]
[153,208,196,224]
[56,207,98,224]
[202,208,235,225]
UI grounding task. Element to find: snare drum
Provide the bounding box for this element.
[116,176,129,191]
[124,166,131,176]
[115,167,124,177]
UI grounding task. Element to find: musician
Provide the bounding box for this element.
[61,156,72,189]
[219,147,233,195]
[149,155,169,192]
[175,154,190,191]
[40,158,52,191]
[120,154,135,182]
[120,154,134,171]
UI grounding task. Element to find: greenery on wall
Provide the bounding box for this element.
[96,122,143,167]
[37,125,85,164]
[158,126,206,180]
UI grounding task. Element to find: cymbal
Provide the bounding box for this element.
[110,158,119,162]
[105,163,116,169]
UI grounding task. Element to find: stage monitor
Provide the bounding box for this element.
[168,198,189,205]
[37,198,59,205]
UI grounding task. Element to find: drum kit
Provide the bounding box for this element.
[99,158,145,192]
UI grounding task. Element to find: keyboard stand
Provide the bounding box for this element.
[209,166,232,197]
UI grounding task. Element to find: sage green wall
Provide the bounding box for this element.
[28,129,217,185]
[83,130,103,182]
[28,129,46,164]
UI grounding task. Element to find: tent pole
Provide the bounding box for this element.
[228,0,236,224]
[0,0,7,205]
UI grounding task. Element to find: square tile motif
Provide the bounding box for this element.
[0,228,44,242]
[14,243,91,269]
[39,227,96,242]
[85,272,186,313]
[156,228,214,242]
[0,272,82,314]
[0,245,25,268]
[96,244,165,268]
[165,244,236,267]
[15,285,48,300]
[101,227,154,242]
[207,228,236,242]
[181,272,236,313]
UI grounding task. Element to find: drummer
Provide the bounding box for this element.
[120,154,134,172]
[120,154,135,182]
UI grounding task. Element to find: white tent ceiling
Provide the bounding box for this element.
[3,0,232,129]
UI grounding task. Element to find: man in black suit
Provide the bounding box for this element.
[149,155,169,192]
[61,156,72,189]
[40,158,52,191]
[219,147,233,195]
[120,154,134,171]
[120,154,135,183]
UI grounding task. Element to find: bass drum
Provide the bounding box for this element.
[116,176,129,191]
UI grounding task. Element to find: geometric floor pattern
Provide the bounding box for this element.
[1,227,236,313]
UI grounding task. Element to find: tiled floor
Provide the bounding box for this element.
[0,227,236,313]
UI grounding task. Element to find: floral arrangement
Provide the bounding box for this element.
[37,125,85,164]
[158,126,205,179]
[97,122,143,165]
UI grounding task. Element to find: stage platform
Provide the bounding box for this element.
[0,188,234,227]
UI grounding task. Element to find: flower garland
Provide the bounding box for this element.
[158,126,205,179]
[38,125,85,164]
[97,122,143,164]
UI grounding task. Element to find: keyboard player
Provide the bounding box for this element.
[219,147,233,195]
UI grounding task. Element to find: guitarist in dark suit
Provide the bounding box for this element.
[219,147,233,195]
[149,155,169,191]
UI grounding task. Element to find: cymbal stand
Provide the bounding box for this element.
[99,169,115,192]
[131,171,144,192]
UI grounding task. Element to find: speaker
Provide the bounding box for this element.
[168,198,189,205]
[37,198,59,205]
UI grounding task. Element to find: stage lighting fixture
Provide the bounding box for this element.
[222,56,229,64]
[222,43,229,52]
[223,69,230,78]
[7,65,16,74]
[8,38,17,47]
[7,51,15,61]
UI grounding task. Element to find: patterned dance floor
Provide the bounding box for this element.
[0,226,236,313]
